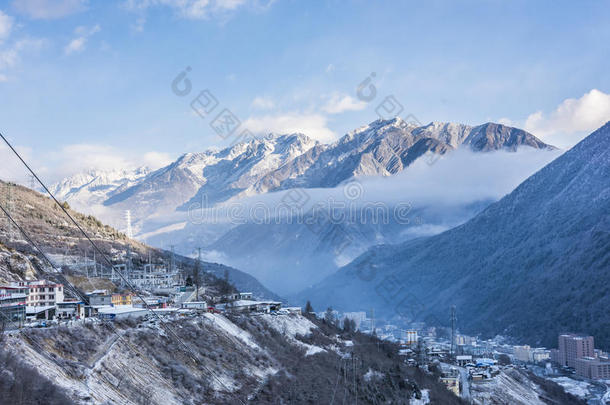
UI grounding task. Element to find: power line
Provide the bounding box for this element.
[451,305,457,359]
[3,182,15,241]
[0,200,178,393]
[0,202,89,303]
[0,132,199,362]
[0,132,246,403]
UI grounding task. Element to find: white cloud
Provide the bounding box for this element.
[64,37,85,54]
[524,89,610,147]
[322,93,366,114]
[12,0,88,19]
[497,117,516,127]
[251,96,274,110]
[352,147,563,207]
[132,16,146,32]
[0,47,18,69]
[0,37,45,73]
[41,143,173,182]
[0,142,33,184]
[243,113,336,143]
[181,147,562,248]
[181,0,210,19]
[140,151,174,168]
[64,24,100,55]
[0,11,14,42]
[124,0,258,21]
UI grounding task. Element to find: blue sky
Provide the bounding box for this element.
[1,0,609,181]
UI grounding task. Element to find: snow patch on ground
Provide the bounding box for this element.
[8,332,182,404]
[410,389,430,404]
[470,369,545,405]
[203,313,260,349]
[259,314,317,338]
[305,346,325,356]
[363,368,384,382]
[209,374,238,392]
[549,377,591,399]
[259,314,326,356]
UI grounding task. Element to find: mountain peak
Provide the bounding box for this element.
[301,122,609,348]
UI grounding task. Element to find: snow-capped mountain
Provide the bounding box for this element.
[51,166,151,204]
[296,122,610,349]
[53,119,553,226]
[242,118,554,195]
[52,118,557,294]
[52,134,319,231]
[50,166,151,227]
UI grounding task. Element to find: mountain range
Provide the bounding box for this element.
[51,118,557,294]
[52,119,554,226]
[296,122,610,349]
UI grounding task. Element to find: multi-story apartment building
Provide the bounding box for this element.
[112,293,132,306]
[21,280,64,307]
[557,333,595,368]
[532,349,550,362]
[514,345,532,362]
[0,285,28,326]
[575,357,610,379]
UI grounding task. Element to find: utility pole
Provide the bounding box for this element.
[353,352,357,405]
[195,247,202,301]
[450,305,457,360]
[125,210,133,239]
[28,174,37,191]
[126,245,132,287]
[4,183,14,241]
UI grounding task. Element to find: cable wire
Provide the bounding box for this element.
[0,133,247,403]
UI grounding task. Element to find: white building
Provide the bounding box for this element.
[17,280,64,307]
[219,300,282,313]
[181,301,207,310]
[56,301,85,319]
[532,349,551,362]
[98,306,148,320]
[404,330,418,345]
[514,345,533,362]
[456,355,473,366]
